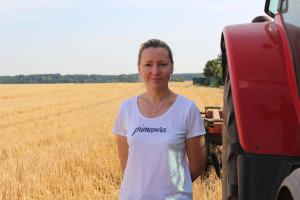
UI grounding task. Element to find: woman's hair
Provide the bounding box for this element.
[137,39,174,65]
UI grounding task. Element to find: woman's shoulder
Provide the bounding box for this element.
[175,94,201,113]
[119,95,138,110]
[176,94,196,107]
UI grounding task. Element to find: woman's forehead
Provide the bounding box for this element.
[140,48,170,61]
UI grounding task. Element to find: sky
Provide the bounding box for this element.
[0,0,266,76]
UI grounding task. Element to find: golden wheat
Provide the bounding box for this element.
[0,82,222,200]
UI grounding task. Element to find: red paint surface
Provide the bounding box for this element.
[276,14,300,125]
[223,18,300,156]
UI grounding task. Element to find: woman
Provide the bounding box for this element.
[113,39,207,200]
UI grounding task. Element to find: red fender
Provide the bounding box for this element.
[222,20,300,156]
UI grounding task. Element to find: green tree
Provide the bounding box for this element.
[203,55,222,86]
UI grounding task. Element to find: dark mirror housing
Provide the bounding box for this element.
[265,0,279,18]
[265,0,273,17]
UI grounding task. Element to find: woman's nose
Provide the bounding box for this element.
[151,65,160,74]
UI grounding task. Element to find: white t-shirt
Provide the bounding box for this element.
[113,95,205,200]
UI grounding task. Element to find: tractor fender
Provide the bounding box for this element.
[221,22,300,156]
[276,168,300,200]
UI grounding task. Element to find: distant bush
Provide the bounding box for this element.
[203,54,223,87]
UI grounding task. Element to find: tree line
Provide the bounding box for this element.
[0,73,203,84]
[0,54,222,85]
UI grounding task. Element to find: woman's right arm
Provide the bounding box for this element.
[116,135,129,173]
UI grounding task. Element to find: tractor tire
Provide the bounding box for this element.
[276,168,300,200]
[222,67,243,200]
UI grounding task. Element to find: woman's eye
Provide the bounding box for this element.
[144,64,152,67]
[159,63,167,67]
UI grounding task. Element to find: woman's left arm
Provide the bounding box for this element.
[186,135,207,182]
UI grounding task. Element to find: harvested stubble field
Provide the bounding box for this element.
[0,82,222,200]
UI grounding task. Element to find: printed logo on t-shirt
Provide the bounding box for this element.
[131,124,167,136]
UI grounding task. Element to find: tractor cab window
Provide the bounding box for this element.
[265,0,279,17]
[282,0,300,97]
[269,0,279,15]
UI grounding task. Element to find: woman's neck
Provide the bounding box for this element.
[144,87,172,104]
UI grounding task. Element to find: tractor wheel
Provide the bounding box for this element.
[222,67,243,200]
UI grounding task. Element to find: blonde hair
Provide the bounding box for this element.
[137,39,174,65]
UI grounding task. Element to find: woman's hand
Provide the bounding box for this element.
[116,135,129,173]
[186,135,207,182]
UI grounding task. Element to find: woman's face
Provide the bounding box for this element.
[138,47,173,90]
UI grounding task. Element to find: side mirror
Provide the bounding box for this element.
[264,0,280,18]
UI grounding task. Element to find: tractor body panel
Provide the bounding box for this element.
[222,20,300,156]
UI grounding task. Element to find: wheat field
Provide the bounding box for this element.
[0,82,223,200]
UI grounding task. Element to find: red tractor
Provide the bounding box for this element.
[221,0,300,199]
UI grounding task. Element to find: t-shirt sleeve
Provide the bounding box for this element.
[186,102,206,139]
[112,102,127,136]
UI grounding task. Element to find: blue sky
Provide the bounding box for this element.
[0,0,265,75]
